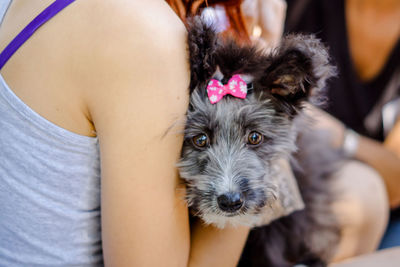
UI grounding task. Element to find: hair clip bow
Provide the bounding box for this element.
[206,74,248,104]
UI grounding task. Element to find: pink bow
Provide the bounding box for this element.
[206,74,248,104]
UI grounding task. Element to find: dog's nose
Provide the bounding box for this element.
[217,192,243,212]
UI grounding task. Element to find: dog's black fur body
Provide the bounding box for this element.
[183,17,341,267]
[238,129,341,267]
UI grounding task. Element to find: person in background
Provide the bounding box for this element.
[284,0,400,260]
[242,0,287,50]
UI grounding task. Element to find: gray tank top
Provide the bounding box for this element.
[0,1,103,265]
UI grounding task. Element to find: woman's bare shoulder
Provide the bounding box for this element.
[69,0,189,111]
[72,0,187,62]
[0,0,188,137]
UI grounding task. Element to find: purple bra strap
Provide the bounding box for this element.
[0,0,76,70]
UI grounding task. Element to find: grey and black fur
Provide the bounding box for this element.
[178,17,342,266]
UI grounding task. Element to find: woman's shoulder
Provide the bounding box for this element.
[75,0,186,45]
[72,0,186,48]
[0,0,189,137]
[76,1,187,76]
[68,0,190,122]
[70,0,188,70]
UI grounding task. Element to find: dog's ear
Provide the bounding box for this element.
[187,16,219,93]
[261,34,336,114]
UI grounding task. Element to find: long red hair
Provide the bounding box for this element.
[166,0,250,42]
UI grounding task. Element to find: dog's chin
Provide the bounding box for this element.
[200,209,266,229]
[196,197,289,228]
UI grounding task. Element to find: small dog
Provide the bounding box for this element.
[178,17,341,266]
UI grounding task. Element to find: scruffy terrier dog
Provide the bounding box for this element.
[178,17,341,267]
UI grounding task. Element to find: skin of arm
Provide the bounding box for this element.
[73,1,249,266]
[330,247,400,267]
[385,120,400,157]
[242,0,286,50]
[308,106,400,208]
[356,122,400,208]
[258,0,286,48]
[189,219,249,267]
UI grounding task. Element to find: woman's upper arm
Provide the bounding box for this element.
[79,1,190,265]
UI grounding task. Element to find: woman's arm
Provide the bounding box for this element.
[356,124,400,208]
[385,119,400,157]
[75,1,248,266]
[331,247,400,267]
[189,220,249,267]
[307,105,400,208]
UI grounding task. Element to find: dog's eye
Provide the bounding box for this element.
[248,131,263,145]
[192,134,209,148]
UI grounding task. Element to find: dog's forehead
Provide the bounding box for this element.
[188,91,280,132]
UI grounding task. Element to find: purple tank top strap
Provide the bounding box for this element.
[0,0,76,70]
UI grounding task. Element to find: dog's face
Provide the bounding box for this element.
[178,18,335,227]
[180,87,298,227]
